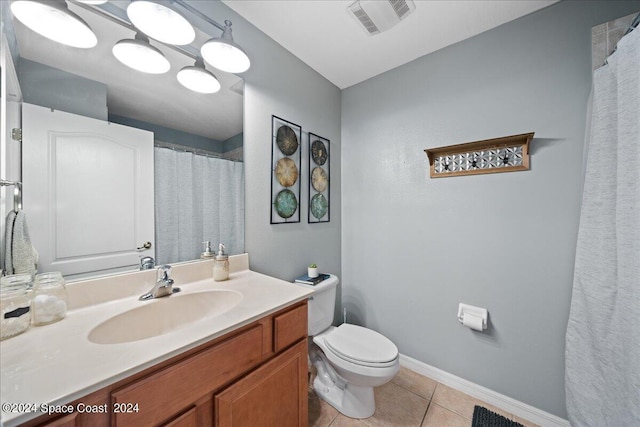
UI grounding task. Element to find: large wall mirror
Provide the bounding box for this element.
[1,1,245,280]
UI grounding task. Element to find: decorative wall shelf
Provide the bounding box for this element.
[424,132,534,178]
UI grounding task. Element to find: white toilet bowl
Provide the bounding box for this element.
[298,275,400,418]
[310,324,400,418]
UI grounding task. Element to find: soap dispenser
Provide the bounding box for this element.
[213,243,229,281]
[201,241,215,259]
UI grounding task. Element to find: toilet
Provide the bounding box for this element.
[298,275,399,419]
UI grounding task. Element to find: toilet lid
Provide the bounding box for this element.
[324,324,398,364]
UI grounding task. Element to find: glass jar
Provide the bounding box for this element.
[32,272,68,326]
[213,243,229,281]
[1,274,33,340]
[213,256,229,281]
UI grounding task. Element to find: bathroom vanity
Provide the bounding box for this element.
[0,255,313,427]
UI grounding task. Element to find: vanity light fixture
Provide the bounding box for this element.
[200,20,251,74]
[177,57,221,94]
[10,0,98,48]
[112,32,171,74]
[15,0,253,91]
[126,0,195,46]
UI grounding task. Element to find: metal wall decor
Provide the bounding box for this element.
[308,132,330,223]
[424,132,534,178]
[271,116,302,223]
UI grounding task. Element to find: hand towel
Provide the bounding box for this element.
[10,210,38,276]
[4,210,17,275]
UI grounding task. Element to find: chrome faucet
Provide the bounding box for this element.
[139,265,181,301]
[140,256,155,270]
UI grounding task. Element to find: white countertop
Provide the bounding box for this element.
[0,257,313,426]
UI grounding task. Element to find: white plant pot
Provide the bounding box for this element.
[308,267,319,278]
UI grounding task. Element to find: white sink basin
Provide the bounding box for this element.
[88,290,243,344]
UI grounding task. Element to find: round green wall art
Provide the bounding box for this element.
[274,189,298,218]
[310,193,328,219]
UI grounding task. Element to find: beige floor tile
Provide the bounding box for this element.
[311,368,541,427]
[330,414,369,427]
[309,389,339,427]
[421,403,469,427]
[431,383,510,420]
[361,382,429,427]
[391,367,438,400]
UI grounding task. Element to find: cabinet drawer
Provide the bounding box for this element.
[112,325,263,426]
[273,303,307,353]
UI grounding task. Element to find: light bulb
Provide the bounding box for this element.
[112,33,170,74]
[11,0,97,48]
[127,0,195,45]
[177,62,221,94]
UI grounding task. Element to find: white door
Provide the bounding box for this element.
[22,103,154,278]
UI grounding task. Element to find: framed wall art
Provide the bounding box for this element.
[271,115,302,224]
[424,132,534,178]
[308,132,330,223]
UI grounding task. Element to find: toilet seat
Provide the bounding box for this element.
[323,324,398,368]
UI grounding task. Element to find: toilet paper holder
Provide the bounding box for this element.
[457,303,488,330]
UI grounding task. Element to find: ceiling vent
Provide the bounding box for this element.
[348,0,416,36]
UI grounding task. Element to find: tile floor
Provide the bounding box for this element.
[309,367,541,427]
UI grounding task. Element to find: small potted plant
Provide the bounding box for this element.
[308,263,318,278]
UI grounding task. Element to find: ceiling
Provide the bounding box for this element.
[10,0,558,139]
[223,0,558,89]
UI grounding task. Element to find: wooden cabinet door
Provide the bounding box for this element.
[216,340,308,427]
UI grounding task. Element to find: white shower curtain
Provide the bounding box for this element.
[154,147,244,265]
[565,27,640,426]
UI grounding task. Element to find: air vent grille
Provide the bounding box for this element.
[348,0,415,36]
[389,0,410,19]
[351,4,380,35]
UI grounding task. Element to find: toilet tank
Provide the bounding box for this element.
[298,275,339,336]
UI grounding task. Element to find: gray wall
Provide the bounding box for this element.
[109,114,225,153]
[18,59,108,120]
[341,0,640,419]
[193,2,343,299]
[223,132,243,153]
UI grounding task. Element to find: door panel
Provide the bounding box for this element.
[22,103,154,277]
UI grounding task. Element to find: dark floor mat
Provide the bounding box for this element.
[471,405,525,427]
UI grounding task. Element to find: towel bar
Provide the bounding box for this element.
[0,179,22,213]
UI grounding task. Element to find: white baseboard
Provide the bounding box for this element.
[399,354,570,427]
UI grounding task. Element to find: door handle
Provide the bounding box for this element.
[137,241,152,251]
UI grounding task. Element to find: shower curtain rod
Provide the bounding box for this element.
[154,141,243,162]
